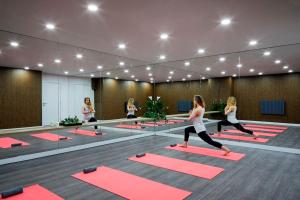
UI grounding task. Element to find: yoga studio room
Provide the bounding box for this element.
[0,0,300,199]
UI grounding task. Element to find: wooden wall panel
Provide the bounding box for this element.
[93,78,153,119]
[0,67,42,129]
[155,77,233,114]
[234,73,300,123]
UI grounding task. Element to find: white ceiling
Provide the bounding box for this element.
[0,0,300,82]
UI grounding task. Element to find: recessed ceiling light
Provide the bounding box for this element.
[124,69,129,73]
[10,41,19,47]
[288,69,293,73]
[232,74,237,77]
[283,65,289,69]
[45,23,55,30]
[118,43,126,49]
[237,63,243,68]
[115,77,119,80]
[169,71,174,74]
[87,4,99,12]
[166,80,170,82]
[37,63,44,67]
[159,55,166,60]
[249,69,255,72]
[187,74,192,78]
[79,69,84,72]
[197,48,205,54]
[135,79,139,82]
[160,33,169,40]
[249,40,258,46]
[182,78,186,81]
[97,65,103,69]
[119,61,125,66]
[131,75,135,78]
[274,59,281,64]
[64,71,69,75]
[106,72,111,75]
[206,67,211,71]
[150,77,154,81]
[258,72,263,75]
[90,74,95,77]
[202,77,205,80]
[54,59,61,63]
[148,73,152,76]
[220,18,231,26]
[219,57,226,62]
[76,54,83,59]
[150,80,153,83]
[146,66,151,70]
[263,51,271,56]
[168,76,172,79]
[184,61,190,66]
[24,66,30,70]
[221,71,226,75]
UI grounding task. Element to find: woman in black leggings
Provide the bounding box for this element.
[181,95,231,156]
[217,96,257,138]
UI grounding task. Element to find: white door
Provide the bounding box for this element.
[42,82,59,125]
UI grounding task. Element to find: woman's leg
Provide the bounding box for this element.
[217,120,231,135]
[88,117,98,130]
[181,126,197,147]
[232,123,257,138]
[198,131,231,155]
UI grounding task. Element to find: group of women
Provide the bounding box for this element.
[81,95,256,156]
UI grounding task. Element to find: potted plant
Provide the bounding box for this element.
[59,116,82,126]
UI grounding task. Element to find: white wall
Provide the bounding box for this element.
[42,74,94,125]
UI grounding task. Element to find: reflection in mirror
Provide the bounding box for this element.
[1,29,300,161]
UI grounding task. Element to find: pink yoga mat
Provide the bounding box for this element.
[166,145,245,161]
[72,166,191,200]
[30,133,71,141]
[128,153,224,179]
[211,134,269,143]
[244,124,287,130]
[241,127,284,133]
[0,137,29,148]
[167,119,185,123]
[0,184,63,200]
[68,129,98,136]
[137,123,159,127]
[224,129,277,137]
[115,124,142,129]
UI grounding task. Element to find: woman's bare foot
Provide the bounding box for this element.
[180,142,188,148]
[253,133,258,139]
[221,146,231,156]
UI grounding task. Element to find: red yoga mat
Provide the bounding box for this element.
[224,129,277,137]
[165,145,245,161]
[68,129,98,136]
[30,133,71,141]
[128,153,224,179]
[0,137,29,149]
[115,124,142,129]
[211,134,269,143]
[244,124,287,130]
[241,127,284,133]
[72,166,191,200]
[0,184,63,200]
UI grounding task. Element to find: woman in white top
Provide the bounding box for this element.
[181,95,231,155]
[217,96,257,138]
[127,98,138,119]
[82,97,98,132]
